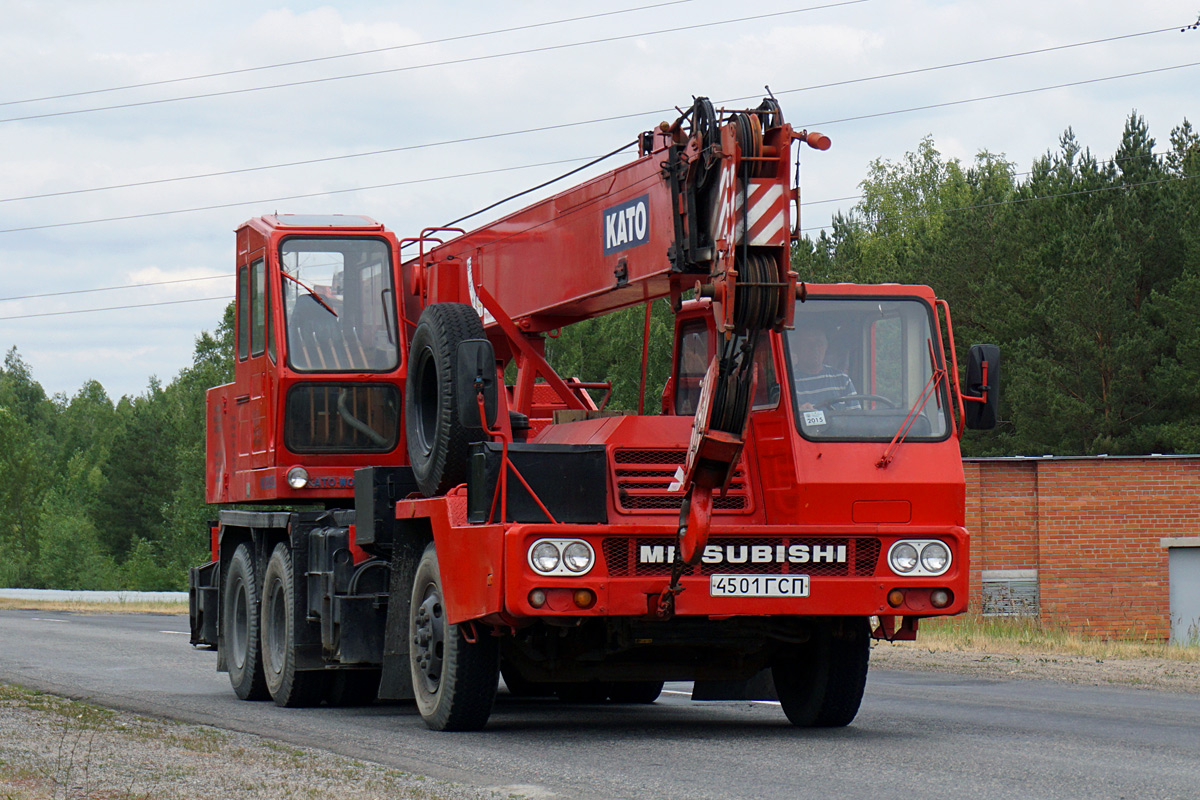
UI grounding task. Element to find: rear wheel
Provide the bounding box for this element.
[223,544,268,701]
[772,617,870,727]
[262,543,327,707]
[409,543,499,730]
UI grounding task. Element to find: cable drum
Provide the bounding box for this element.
[689,96,719,189]
[732,251,777,332]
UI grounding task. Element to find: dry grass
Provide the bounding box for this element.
[913,614,1200,662]
[0,598,187,615]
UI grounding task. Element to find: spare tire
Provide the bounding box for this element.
[405,303,488,496]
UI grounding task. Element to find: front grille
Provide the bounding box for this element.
[602,536,881,578]
[612,448,751,513]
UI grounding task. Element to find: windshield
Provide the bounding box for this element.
[280,237,399,372]
[786,298,950,441]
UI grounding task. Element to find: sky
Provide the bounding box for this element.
[1,0,1197,400]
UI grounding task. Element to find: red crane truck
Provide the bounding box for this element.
[189,94,999,731]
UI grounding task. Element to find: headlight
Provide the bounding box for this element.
[890,543,919,573]
[530,542,560,573]
[286,466,309,489]
[562,542,593,573]
[527,539,595,576]
[921,542,950,573]
[887,540,952,577]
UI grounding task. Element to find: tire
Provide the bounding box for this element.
[223,543,268,701]
[261,543,327,707]
[607,681,664,704]
[404,303,487,497]
[326,670,381,706]
[409,543,499,731]
[772,617,870,727]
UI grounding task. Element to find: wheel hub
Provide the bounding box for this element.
[413,590,445,695]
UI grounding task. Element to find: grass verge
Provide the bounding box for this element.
[908,614,1200,662]
[0,598,187,615]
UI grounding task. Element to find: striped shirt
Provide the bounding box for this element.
[794,366,856,408]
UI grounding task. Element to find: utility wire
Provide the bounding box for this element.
[0,1,867,125]
[1,18,1184,205]
[794,61,1200,129]
[0,295,233,322]
[798,171,1200,234]
[9,168,1196,321]
[5,60,1195,236]
[0,0,699,108]
[0,274,230,303]
[0,156,596,234]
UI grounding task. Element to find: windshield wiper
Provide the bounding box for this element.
[281,271,338,318]
[877,339,945,469]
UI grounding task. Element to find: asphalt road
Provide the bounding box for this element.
[2,610,1198,800]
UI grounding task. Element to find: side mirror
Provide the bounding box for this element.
[455,339,498,430]
[964,343,1000,430]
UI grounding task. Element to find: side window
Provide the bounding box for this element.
[751,335,779,409]
[267,280,276,363]
[250,259,266,357]
[237,267,250,361]
[674,322,709,415]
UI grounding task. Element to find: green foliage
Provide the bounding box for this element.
[0,302,234,590]
[544,300,674,412]
[796,113,1200,456]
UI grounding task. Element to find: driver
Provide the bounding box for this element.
[790,322,856,410]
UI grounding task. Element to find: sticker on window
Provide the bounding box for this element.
[803,410,827,427]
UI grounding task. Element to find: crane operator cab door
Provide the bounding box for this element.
[234,250,276,471]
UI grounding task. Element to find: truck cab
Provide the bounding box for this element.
[206,215,408,505]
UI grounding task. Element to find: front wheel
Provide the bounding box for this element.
[772,617,869,727]
[409,543,499,730]
[261,543,327,707]
[223,543,268,701]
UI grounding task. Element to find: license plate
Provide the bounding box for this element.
[709,574,810,598]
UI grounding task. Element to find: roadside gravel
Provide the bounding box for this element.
[0,684,503,800]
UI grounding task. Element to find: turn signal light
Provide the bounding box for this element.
[573,589,596,609]
[887,589,906,608]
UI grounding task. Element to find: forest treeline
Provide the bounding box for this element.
[1,112,1196,590]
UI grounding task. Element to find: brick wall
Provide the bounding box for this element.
[964,456,1200,639]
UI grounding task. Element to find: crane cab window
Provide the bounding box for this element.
[674,323,778,415]
[786,298,951,441]
[280,237,399,373]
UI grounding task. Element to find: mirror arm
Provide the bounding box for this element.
[961,360,990,404]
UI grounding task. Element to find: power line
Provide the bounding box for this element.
[798,147,1177,209]
[0,295,233,322]
[11,170,1195,322]
[2,19,1183,204]
[0,155,597,234]
[798,171,1200,234]
[0,0,698,108]
[795,61,1200,129]
[0,274,230,303]
[5,59,1195,236]
[0,2,867,125]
